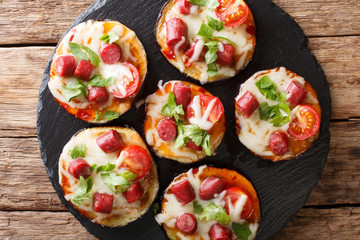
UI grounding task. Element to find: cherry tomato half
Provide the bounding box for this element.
[287,105,320,140]
[223,187,253,220]
[120,145,151,180]
[110,62,140,98]
[186,94,224,129]
[215,0,249,28]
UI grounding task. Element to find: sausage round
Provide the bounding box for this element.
[176,0,192,15]
[93,193,114,214]
[87,86,109,105]
[185,139,203,151]
[68,158,91,179]
[55,55,76,77]
[209,223,231,240]
[157,118,177,141]
[184,40,206,62]
[236,91,259,118]
[74,59,94,81]
[199,177,227,200]
[269,131,288,156]
[216,44,235,66]
[123,182,143,203]
[166,18,188,51]
[173,82,192,109]
[100,43,122,64]
[286,81,307,106]
[170,179,195,205]
[96,129,125,154]
[176,213,197,234]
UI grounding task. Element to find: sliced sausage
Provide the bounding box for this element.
[216,44,235,66]
[173,82,192,109]
[55,55,76,77]
[209,223,231,240]
[74,59,94,81]
[199,177,227,200]
[185,139,203,151]
[100,43,122,64]
[269,131,288,156]
[286,81,307,106]
[158,118,177,141]
[121,145,151,180]
[166,18,188,51]
[236,91,259,118]
[96,129,125,154]
[93,193,113,214]
[176,213,197,234]
[170,179,195,205]
[87,86,109,105]
[176,0,192,15]
[123,182,143,203]
[184,40,206,62]
[68,158,92,179]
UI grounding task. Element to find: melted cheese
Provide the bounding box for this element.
[160,4,255,82]
[188,95,216,131]
[48,20,139,110]
[235,67,319,157]
[189,39,205,62]
[58,127,156,225]
[156,165,258,240]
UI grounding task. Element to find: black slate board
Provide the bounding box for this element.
[37,0,332,239]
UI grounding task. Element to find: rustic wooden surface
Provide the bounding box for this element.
[0,0,359,239]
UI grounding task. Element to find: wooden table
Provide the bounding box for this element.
[0,0,359,239]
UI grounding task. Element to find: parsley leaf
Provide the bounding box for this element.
[188,0,219,10]
[161,91,184,124]
[198,203,231,225]
[174,125,212,156]
[193,200,204,214]
[197,23,213,38]
[153,203,160,214]
[99,31,119,44]
[212,36,237,47]
[69,42,88,61]
[70,144,86,159]
[101,111,120,121]
[87,75,115,87]
[96,162,116,173]
[204,41,219,77]
[95,111,102,121]
[207,16,224,31]
[207,62,218,77]
[89,164,97,172]
[101,171,136,194]
[72,176,93,206]
[62,81,88,102]
[232,222,252,240]
[255,75,279,101]
[81,45,100,67]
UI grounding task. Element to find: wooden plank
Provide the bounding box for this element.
[0,36,359,137]
[0,0,359,45]
[0,211,96,240]
[0,121,359,211]
[273,0,360,37]
[1,208,359,239]
[272,207,360,239]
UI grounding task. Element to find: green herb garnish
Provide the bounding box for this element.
[174,125,212,156]
[101,171,136,194]
[232,222,252,240]
[99,31,120,44]
[87,75,115,87]
[198,203,231,225]
[207,16,225,31]
[193,200,204,214]
[96,162,116,173]
[70,144,86,159]
[161,91,184,124]
[72,176,93,206]
[62,80,88,102]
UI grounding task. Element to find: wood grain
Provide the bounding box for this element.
[0,36,359,137]
[0,121,359,211]
[1,208,359,239]
[0,0,359,45]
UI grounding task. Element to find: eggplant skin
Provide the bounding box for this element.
[58,126,159,227]
[155,0,256,83]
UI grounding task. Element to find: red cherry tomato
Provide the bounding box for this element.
[120,145,151,180]
[215,0,249,27]
[287,105,320,140]
[110,62,140,98]
[186,94,224,129]
[223,187,253,220]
